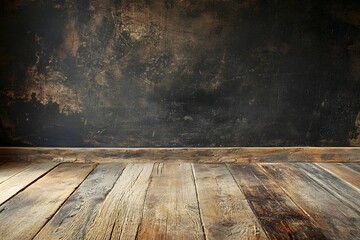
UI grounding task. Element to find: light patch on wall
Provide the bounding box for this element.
[350,112,360,146]
[16,59,83,115]
[62,20,79,57]
[120,3,163,43]
[94,71,108,86]
[25,82,82,115]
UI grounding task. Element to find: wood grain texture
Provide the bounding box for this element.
[0,147,359,163]
[34,163,125,240]
[193,164,267,239]
[0,162,58,205]
[344,163,360,173]
[0,163,95,240]
[137,163,204,240]
[261,163,360,239]
[0,161,358,239]
[0,162,32,183]
[85,163,153,240]
[297,163,360,214]
[317,163,360,189]
[227,164,327,240]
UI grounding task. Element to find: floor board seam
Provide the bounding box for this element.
[256,163,322,225]
[32,163,98,239]
[296,163,360,215]
[133,163,154,240]
[315,163,360,191]
[0,163,60,208]
[191,163,208,240]
[225,163,273,240]
[0,163,32,185]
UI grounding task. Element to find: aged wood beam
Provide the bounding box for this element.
[0,147,359,163]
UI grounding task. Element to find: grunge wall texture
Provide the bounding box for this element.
[0,0,359,147]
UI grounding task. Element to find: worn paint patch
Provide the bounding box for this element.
[350,112,360,147]
[61,19,80,58]
[23,60,82,115]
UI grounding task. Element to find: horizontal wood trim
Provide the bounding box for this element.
[0,147,359,163]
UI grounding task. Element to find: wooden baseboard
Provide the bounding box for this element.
[0,147,359,163]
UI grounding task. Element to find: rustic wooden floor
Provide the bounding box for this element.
[0,162,359,240]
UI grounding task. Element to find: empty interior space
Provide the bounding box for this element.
[1,0,360,239]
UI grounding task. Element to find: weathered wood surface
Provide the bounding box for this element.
[0,163,95,240]
[85,163,153,240]
[318,163,360,189]
[261,163,360,239]
[228,164,327,240]
[0,147,359,163]
[0,162,359,239]
[193,164,267,239]
[344,163,360,172]
[0,162,31,184]
[34,163,125,240]
[0,162,58,205]
[297,163,360,213]
[137,163,204,240]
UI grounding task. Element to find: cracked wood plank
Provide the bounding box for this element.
[0,162,59,205]
[34,163,125,240]
[84,163,153,240]
[0,163,95,240]
[227,164,326,240]
[261,163,360,239]
[193,164,267,239]
[137,163,204,240]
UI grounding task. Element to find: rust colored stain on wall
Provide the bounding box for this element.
[0,0,359,147]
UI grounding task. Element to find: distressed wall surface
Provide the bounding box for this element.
[0,0,359,147]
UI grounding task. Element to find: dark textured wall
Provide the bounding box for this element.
[0,0,359,147]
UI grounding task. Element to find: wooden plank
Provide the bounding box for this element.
[0,162,32,184]
[317,163,360,189]
[296,163,360,213]
[0,162,59,205]
[193,164,267,239]
[137,163,204,240]
[0,163,95,240]
[227,164,326,240]
[0,147,359,163]
[84,163,153,240]
[261,163,360,239]
[34,163,125,240]
[344,162,360,173]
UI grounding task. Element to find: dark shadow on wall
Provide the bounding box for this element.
[1,93,85,146]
